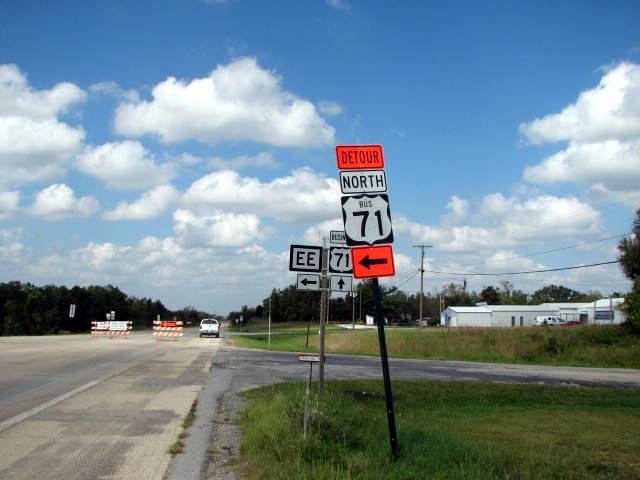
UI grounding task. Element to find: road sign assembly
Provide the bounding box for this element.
[351,245,396,279]
[153,320,184,340]
[296,273,321,291]
[330,275,353,292]
[329,230,346,244]
[69,303,76,318]
[339,169,387,194]
[336,145,384,170]
[341,194,394,246]
[335,143,398,458]
[328,246,352,274]
[289,244,323,272]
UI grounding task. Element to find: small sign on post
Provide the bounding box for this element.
[69,304,76,318]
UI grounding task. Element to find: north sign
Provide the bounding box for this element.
[351,245,396,279]
[336,145,384,170]
[339,169,387,194]
[328,247,352,274]
[289,244,323,272]
[341,194,394,246]
[296,274,321,291]
[330,275,353,293]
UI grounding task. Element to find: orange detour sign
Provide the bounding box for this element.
[351,245,395,279]
[336,145,384,170]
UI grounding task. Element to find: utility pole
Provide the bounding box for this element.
[351,283,356,329]
[318,236,328,396]
[268,293,272,346]
[413,244,432,327]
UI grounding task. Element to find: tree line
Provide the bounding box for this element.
[0,281,210,336]
[231,281,606,326]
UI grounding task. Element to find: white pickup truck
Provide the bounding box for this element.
[199,318,220,338]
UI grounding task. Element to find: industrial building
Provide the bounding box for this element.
[440,298,626,327]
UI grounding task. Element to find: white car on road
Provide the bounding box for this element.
[199,319,220,338]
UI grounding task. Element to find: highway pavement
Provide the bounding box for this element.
[1,330,640,480]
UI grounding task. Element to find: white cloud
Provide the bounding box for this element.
[520,63,640,145]
[521,63,640,207]
[0,191,19,219]
[76,141,177,190]
[114,57,335,147]
[104,184,179,220]
[446,195,468,218]
[30,183,99,220]
[317,100,343,116]
[173,208,262,248]
[0,64,86,187]
[326,0,350,11]
[89,81,140,102]
[183,167,341,223]
[303,218,344,243]
[208,151,280,170]
[396,193,600,253]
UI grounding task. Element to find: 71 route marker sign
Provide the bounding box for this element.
[341,194,394,246]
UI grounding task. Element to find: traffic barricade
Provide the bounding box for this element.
[153,320,184,341]
[91,320,133,339]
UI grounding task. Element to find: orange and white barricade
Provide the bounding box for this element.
[91,320,133,339]
[153,320,184,341]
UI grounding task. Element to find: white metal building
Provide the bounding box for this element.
[440,298,626,327]
[441,305,559,328]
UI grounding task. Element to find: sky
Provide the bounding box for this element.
[0,0,639,315]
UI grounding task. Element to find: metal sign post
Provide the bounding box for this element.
[372,278,398,458]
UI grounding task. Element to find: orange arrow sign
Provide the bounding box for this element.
[351,245,395,279]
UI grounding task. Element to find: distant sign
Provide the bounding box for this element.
[297,273,321,291]
[336,145,384,170]
[329,247,352,274]
[96,321,109,330]
[339,169,387,194]
[330,275,353,293]
[330,230,346,245]
[69,304,76,318]
[289,244,323,273]
[298,353,320,363]
[109,321,129,331]
[341,194,394,246]
[595,311,614,320]
[351,245,395,279]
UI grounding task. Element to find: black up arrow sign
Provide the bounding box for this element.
[359,255,388,269]
[301,278,318,286]
[337,278,345,289]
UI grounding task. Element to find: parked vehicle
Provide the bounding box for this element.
[534,316,565,327]
[199,318,220,338]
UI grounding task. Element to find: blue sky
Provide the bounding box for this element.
[1,0,639,314]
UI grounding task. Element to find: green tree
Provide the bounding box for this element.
[618,209,640,332]
[480,286,500,305]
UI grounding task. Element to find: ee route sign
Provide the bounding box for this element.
[289,244,322,273]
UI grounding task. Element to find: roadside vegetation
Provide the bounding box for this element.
[239,380,640,479]
[229,324,640,369]
[0,281,213,335]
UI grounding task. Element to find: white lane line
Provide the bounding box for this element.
[0,379,102,433]
[0,348,159,434]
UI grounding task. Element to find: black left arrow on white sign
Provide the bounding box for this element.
[297,274,322,291]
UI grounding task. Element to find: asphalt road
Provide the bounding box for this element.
[2,331,640,480]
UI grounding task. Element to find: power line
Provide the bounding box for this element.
[394,270,419,289]
[425,260,620,276]
[457,233,629,268]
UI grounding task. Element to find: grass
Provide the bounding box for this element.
[239,379,640,479]
[167,398,198,456]
[229,323,640,369]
